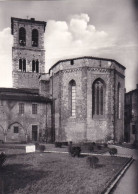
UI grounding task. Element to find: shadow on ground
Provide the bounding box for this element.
[0,163,50,194]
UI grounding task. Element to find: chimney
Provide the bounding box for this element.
[30,18,35,21]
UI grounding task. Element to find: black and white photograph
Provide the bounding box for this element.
[0,0,138,193]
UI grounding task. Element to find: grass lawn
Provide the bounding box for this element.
[0,149,129,194]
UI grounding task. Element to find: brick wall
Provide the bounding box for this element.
[50,57,125,143]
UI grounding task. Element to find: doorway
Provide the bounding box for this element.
[32,125,38,141]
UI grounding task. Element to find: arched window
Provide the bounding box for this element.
[117,83,121,119]
[69,80,76,117]
[32,60,35,72]
[36,60,39,73]
[32,60,39,73]
[19,59,22,71]
[32,29,38,47]
[19,59,26,72]
[23,59,26,72]
[92,78,105,117]
[19,27,26,46]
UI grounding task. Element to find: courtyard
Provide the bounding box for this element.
[0,146,129,194]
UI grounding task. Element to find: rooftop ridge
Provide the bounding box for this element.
[49,56,126,73]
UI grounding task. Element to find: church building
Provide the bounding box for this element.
[0,17,126,144]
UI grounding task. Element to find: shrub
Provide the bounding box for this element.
[0,152,6,168]
[62,142,68,146]
[68,143,81,157]
[55,142,62,148]
[97,145,102,150]
[92,142,96,146]
[103,143,108,148]
[89,145,94,152]
[86,156,99,168]
[71,147,81,157]
[39,145,46,152]
[109,148,117,156]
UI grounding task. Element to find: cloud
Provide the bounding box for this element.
[45,13,115,71]
[0,13,137,91]
[0,27,12,87]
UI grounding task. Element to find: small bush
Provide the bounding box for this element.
[55,142,62,148]
[69,145,81,157]
[92,142,96,146]
[86,156,99,168]
[103,143,108,148]
[62,142,68,146]
[0,152,6,168]
[97,145,102,150]
[39,145,46,152]
[109,148,117,156]
[89,145,94,152]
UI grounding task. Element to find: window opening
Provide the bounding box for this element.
[92,79,105,117]
[69,80,76,117]
[19,103,24,114]
[19,27,26,46]
[32,29,38,47]
[14,126,19,133]
[32,104,37,114]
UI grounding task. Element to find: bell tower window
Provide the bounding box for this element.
[32,60,39,73]
[19,27,26,46]
[36,60,39,73]
[19,59,22,71]
[32,60,35,72]
[32,29,38,47]
[19,59,26,72]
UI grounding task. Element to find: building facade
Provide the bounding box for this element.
[0,17,53,143]
[40,57,125,143]
[11,17,46,89]
[0,17,126,144]
[124,85,138,144]
[0,88,53,143]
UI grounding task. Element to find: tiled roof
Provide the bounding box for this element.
[0,88,52,103]
[0,88,39,95]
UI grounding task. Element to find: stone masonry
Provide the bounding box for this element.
[11,17,46,89]
[46,57,125,143]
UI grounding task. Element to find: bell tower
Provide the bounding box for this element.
[11,17,46,89]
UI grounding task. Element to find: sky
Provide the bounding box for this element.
[0,0,138,92]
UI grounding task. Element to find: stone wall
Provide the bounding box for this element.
[0,100,52,142]
[125,87,138,143]
[50,57,125,143]
[12,18,45,89]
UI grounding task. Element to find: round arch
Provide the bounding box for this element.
[7,122,26,142]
